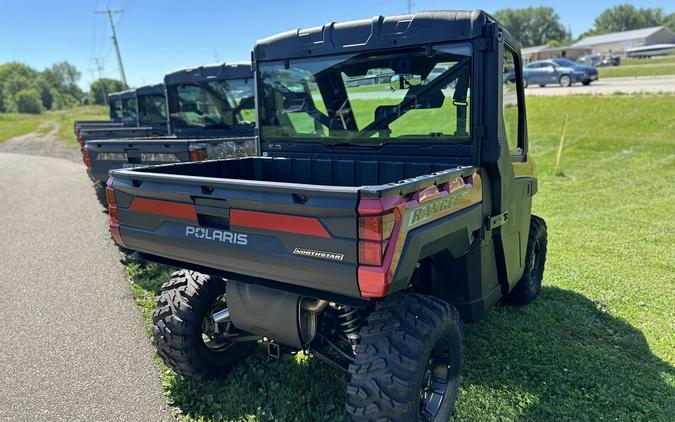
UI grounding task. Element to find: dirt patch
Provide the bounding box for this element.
[0,121,81,163]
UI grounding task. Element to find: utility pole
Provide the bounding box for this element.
[96,9,128,88]
[407,0,412,13]
[94,58,108,99]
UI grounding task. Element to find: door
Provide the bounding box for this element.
[499,43,533,287]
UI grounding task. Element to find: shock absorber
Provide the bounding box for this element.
[338,306,362,346]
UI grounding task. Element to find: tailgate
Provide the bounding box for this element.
[110,172,360,297]
[86,139,189,182]
[86,137,257,182]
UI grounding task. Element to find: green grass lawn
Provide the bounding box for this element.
[0,105,108,144]
[622,56,675,66]
[48,105,109,145]
[600,62,675,78]
[125,94,675,421]
[0,113,46,142]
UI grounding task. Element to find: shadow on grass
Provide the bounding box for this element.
[457,286,675,420]
[150,284,673,421]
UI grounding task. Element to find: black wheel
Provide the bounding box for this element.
[538,84,546,87]
[505,215,548,305]
[582,80,591,86]
[152,270,256,379]
[522,77,528,88]
[347,293,463,421]
[559,74,572,87]
[94,181,108,209]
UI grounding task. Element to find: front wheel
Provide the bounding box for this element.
[559,74,572,87]
[582,80,592,86]
[347,293,464,421]
[152,270,257,379]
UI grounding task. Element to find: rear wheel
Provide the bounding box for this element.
[559,74,572,87]
[152,270,256,379]
[347,293,463,421]
[505,216,548,305]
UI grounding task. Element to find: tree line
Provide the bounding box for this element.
[0,62,125,114]
[1,4,673,114]
[494,4,675,48]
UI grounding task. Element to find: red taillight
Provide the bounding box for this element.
[189,148,207,162]
[106,188,116,207]
[106,178,125,246]
[82,148,92,168]
[108,204,119,222]
[110,222,125,247]
[356,196,404,298]
[359,213,395,241]
[107,178,117,218]
[358,240,388,266]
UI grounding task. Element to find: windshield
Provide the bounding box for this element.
[258,43,472,144]
[121,97,138,123]
[552,58,577,67]
[167,78,255,132]
[138,94,166,125]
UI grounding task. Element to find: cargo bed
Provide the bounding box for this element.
[109,157,478,299]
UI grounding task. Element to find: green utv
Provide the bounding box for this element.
[107,10,547,421]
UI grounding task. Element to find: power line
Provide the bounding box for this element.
[94,57,108,99]
[95,9,128,88]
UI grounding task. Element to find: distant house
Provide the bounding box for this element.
[572,26,675,55]
[521,45,592,63]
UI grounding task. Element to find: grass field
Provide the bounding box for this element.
[599,62,675,78]
[622,56,675,66]
[124,93,675,421]
[0,105,108,144]
[0,113,47,142]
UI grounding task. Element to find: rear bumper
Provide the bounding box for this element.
[119,224,361,298]
[131,249,367,306]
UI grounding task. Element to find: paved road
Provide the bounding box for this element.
[525,76,675,96]
[0,152,172,421]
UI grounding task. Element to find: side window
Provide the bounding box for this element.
[502,47,523,157]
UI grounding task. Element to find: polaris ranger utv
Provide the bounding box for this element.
[107,10,547,421]
[73,92,127,144]
[76,86,171,148]
[85,63,256,207]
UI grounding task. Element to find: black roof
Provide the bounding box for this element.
[164,63,252,85]
[136,83,164,97]
[254,10,492,61]
[118,89,136,100]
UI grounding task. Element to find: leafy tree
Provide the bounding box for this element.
[0,61,85,113]
[8,89,43,114]
[89,78,125,105]
[664,13,675,32]
[582,5,667,37]
[493,7,569,47]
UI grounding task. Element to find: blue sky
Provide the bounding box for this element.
[0,1,671,89]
